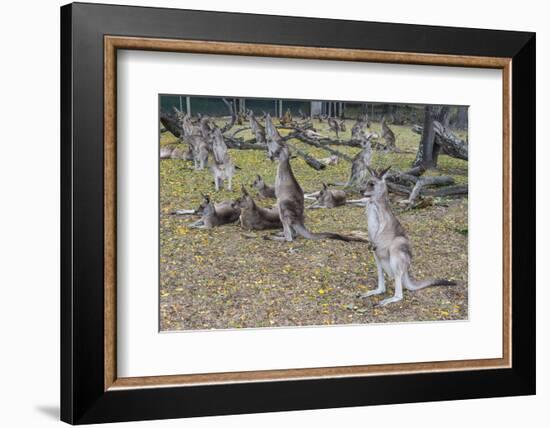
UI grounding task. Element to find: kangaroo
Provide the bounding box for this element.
[160,143,194,161]
[381,116,396,150]
[351,114,370,140]
[172,197,236,216]
[236,186,282,230]
[347,134,373,188]
[247,110,266,145]
[189,194,241,229]
[265,114,285,160]
[270,144,367,243]
[252,175,276,199]
[327,116,343,139]
[178,112,209,170]
[308,183,347,209]
[210,128,235,191]
[362,167,456,306]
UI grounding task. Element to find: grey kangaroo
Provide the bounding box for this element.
[210,128,235,191]
[265,114,285,160]
[347,134,373,187]
[362,167,456,306]
[172,196,237,216]
[252,175,276,199]
[308,183,347,209]
[247,110,266,145]
[270,144,367,243]
[189,194,241,229]
[236,186,282,230]
[381,116,396,150]
[179,112,209,170]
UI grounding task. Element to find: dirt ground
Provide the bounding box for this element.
[159,119,468,331]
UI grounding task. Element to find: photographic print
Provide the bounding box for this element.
[159,95,469,331]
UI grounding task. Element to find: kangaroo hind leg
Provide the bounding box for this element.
[363,253,386,297]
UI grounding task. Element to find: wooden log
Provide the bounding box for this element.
[286,142,326,170]
[412,122,468,161]
[291,132,354,162]
[407,176,455,203]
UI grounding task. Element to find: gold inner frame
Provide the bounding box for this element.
[104,35,512,391]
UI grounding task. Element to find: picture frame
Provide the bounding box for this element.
[61,2,535,424]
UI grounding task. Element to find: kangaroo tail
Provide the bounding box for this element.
[404,272,456,290]
[293,223,368,243]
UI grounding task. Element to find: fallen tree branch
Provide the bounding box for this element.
[290,132,354,162]
[413,122,468,161]
[407,176,455,204]
[286,142,326,170]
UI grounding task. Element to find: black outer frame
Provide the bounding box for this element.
[60,2,535,424]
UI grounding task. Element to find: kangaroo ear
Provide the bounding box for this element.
[380,166,392,179]
[366,166,376,178]
[241,185,248,195]
[256,174,261,180]
[322,182,328,189]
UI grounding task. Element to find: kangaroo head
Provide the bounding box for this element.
[273,144,290,163]
[363,166,391,199]
[236,186,253,209]
[197,194,214,215]
[252,175,264,189]
[317,183,329,201]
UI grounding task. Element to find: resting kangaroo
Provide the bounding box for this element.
[308,183,346,209]
[189,194,241,229]
[270,144,367,242]
[236,186,282,230]
[362,167,456,306]
[252,175,276,199]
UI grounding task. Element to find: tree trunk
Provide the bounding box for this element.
[413,105,451,168]
[455,106,468,130]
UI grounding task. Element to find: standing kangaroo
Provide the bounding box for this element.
[236,186,282,230]
[265,114,284,160]
[347,134,373,188]
[247,110,266,145]
[179,112,209,170]
[271,144,366,242]
[381,116,396,151]
[252,175,276,199]
[362,167,456,306]
[210,128,235,191]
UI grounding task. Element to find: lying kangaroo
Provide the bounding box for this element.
[172,197,236,216]
[252,175,276,198]
[160,143,194,161]
[308,183,346,209]
[236,186,282,230]
[362,167,456,306]
[210,128,235,191]
[189,194,241,229]
[270,144,366,242]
